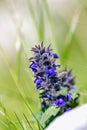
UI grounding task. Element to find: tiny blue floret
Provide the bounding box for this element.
[55,98,66,107]
[53,53,59,59]
[67,93,72,101]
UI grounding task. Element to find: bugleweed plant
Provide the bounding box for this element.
[29,42,80,128]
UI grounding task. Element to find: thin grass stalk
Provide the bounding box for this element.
[26,0,42,40]
[23,113,34,130]
[61,7,82,63]
[0,101,18,130]
[0,119,9,129]
[16,40,22,82]
[15,112,25,130]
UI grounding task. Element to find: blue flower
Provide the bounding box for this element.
[47,66,56,70]
[46,70,56,77]
[41,95,48,98]
[41,101,46,108]
[55,98,66,107]
[45,66,56,77]
[34,78,43,89]
[67,93,72,101]
[29,62,37,72]
[42,53,48,59]
[64,107,71,112]
[53,53,59,59]
[41,94,52,100]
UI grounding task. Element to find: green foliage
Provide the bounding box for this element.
[39,106,60,128]
[56,88,68,97]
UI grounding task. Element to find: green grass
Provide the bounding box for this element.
[0,0,87,130]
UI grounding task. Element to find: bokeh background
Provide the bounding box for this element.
[0,0,87,130]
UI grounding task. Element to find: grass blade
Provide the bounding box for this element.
[23,113,34,130]
[0,101,18,130]
[61,7,82,63]
[16,36,22,82]
[0,119,9,129]
[14,112,25,130]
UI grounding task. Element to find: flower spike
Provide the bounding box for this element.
[29,42,79,111]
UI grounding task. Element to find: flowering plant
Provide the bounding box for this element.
[29,42,80,129]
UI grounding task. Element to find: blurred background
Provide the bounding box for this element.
[0,0,87,130]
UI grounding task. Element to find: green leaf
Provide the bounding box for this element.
[56,87,68,96]
[40,106,60,128]
[70,89,79,101]
[34,110,43,123]
[72,92,79,100]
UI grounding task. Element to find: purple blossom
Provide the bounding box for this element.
[45,67,56,77]
[41,101,46,108]
[34,78,43,89]
[53,53,59,59]
[55,98,66,107]
[29,42,79,110]
[58,68,75,89]
[67,93,72,101]
[29,62,37,72]
[64,107,72,112]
